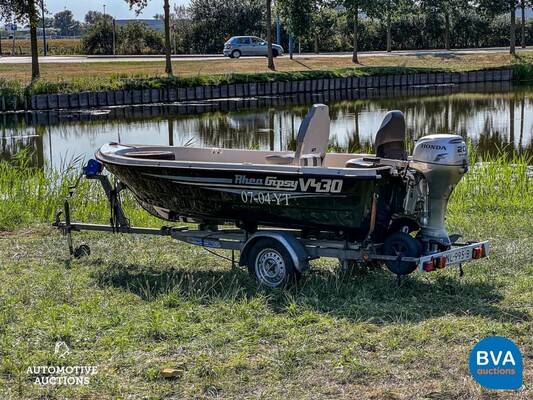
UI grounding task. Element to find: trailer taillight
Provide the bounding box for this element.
[473,246,485,259]
[435,256,447,269]
[423,256,446,272]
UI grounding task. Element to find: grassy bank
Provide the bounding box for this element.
[0,152,531,399]
[0,52,532,104]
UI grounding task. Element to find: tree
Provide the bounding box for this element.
[189,0,264,54]
[477,0,519,54]
[170,5,192,54]
[342,1,372,63]
[519,0,531,48]
[0,0,41,80]
[82,19,115,55]
[419,0,469,50]
[84,10,110,25]
[54,9,80,37]
[267,0,275,69]
[278,0,314,58]
[121,21,146,54]
[126,0,172,75]
[367,0,414,52]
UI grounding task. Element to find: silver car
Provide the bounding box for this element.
[223,36,284,58]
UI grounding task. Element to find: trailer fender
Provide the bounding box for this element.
[239,231,310,273]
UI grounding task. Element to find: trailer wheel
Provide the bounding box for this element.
[382,232,422,275]
[247,239,301,288]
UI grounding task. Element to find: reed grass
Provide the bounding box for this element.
[1,150,531,231]
[0,151,161,231]
[449,150,533,214]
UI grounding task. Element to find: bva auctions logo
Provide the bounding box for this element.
[469,336,523,390]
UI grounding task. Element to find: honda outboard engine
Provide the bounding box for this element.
[407,134,468,249]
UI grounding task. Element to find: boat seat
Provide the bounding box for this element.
[265,104,330,166]
[375,110,407,160]
[299,154,322,166]
[265,153,323,166]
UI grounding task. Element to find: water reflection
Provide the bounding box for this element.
[1,82,532,169]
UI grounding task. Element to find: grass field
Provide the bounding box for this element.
[0,152,531,399]
[1,51,533,89]
[0,39,82,57]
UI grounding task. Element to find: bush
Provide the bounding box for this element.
[82,20,115,55]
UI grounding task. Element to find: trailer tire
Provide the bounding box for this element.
[382,232,422,275]
[247,238,301,288]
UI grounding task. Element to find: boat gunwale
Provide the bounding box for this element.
[96,142,393,179]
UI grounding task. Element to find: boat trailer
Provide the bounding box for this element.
[52,160,490,288]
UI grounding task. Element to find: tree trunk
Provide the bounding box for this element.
[386,13,391,52]
[510,4,516,55]
[29,0,40,81]
[352,8,359,63]
[314,32,319,54]
[444,12,450,50]
[521,0,526,48]
[267,0,275,70]
[164,0,173,75]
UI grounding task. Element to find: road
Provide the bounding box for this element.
[0,47,530,64]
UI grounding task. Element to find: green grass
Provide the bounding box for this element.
[1,51,533,105]
[0,152,531,399]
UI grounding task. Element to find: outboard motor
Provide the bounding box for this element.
[408,134,468,249]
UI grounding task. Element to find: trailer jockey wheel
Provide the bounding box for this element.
[382,232,422,276]
[247,238,301,288]
[73,244,91,259]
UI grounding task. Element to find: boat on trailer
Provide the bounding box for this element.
[54,104,489,287]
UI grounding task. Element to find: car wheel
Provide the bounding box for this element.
[231,49,241,59]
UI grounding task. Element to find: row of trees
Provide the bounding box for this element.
[280,0,533,63]
[82,18,165,56]
[0,0,165,80]
[0,0,532,81]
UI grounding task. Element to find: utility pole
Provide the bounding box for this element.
[41,0,47,56]
[112,18,116,56]
[11,21,15,55]
[276,14,280,44]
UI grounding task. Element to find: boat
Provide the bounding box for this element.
[55,104,489,287]
[96,104,463,246]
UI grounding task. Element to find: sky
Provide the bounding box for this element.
[45,0,189,21]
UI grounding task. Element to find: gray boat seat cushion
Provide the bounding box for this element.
[299,154,322,166]
[265,153,323,166]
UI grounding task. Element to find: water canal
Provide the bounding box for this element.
[1,82,532,169]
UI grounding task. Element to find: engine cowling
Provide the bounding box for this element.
[410,134,468,248]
